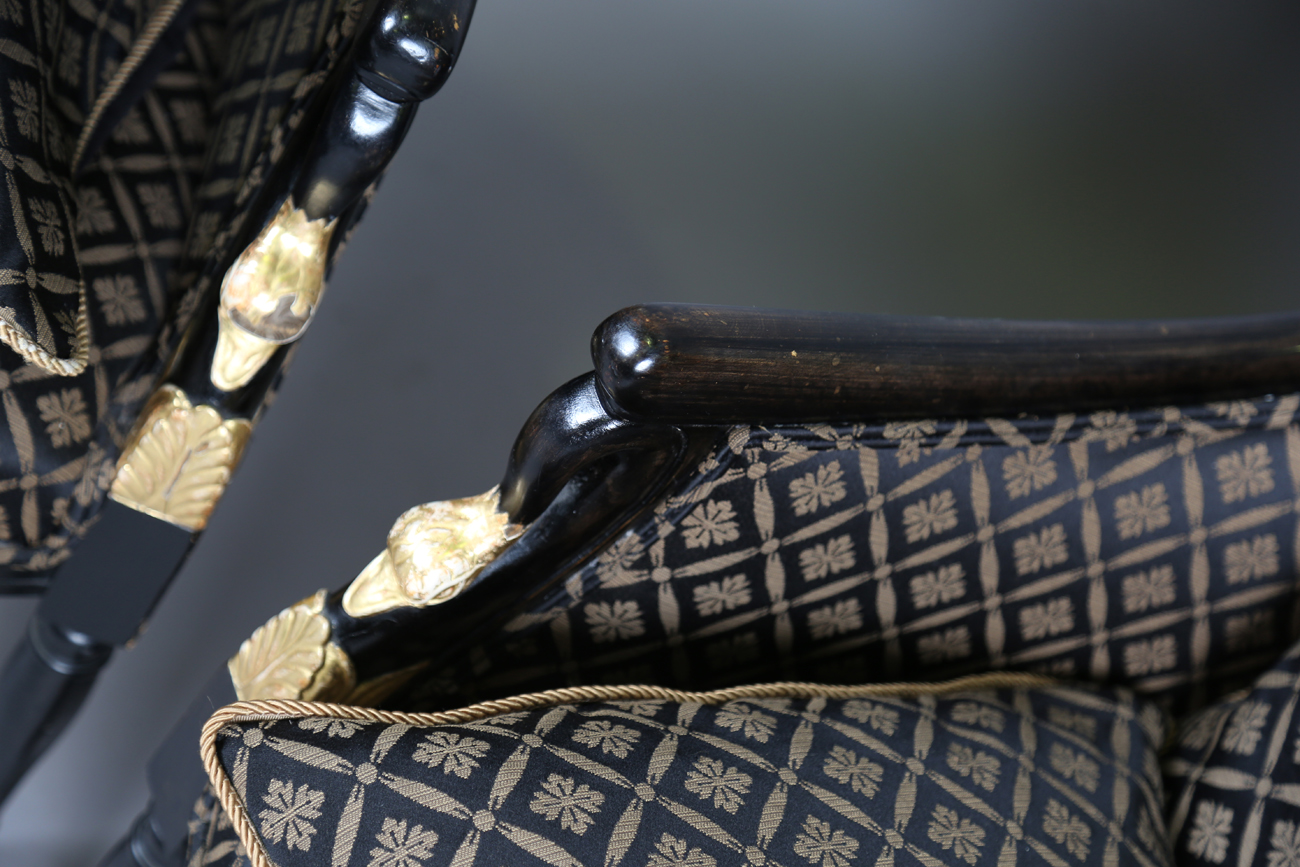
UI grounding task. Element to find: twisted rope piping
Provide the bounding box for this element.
[0,291,89,376]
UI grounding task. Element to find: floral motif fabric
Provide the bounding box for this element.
[397,394,1300,717]
[203,685,1171,867]
[188,785,249,866]
[0,0,220,577]
[1165,641,1300,867]
[159,0,369,357]
[185,393,1300,866]
[0,0,361,582]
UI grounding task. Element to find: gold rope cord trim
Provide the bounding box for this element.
[0,291,89,376]
[202,672,1056,867]
[71,0,190,171]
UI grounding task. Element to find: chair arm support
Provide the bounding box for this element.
[594,303,1300,423]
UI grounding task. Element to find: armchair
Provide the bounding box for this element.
[105,301,1300,867]
[2,3,1300,863]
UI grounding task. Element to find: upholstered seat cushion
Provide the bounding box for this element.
[1165,640,1300,867]
[185,391,1300,865]
[198,676,1170,867]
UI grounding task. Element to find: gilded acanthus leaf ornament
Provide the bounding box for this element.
[228,590,356,702]
[211,197,336,391]
[233,490,523,704]
[110,386,252,531]
[342,487,524,617]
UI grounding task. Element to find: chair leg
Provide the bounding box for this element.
[0,618,111,802]
[0,502,192,808]
[97,668,236,867]
[98,813,178,867]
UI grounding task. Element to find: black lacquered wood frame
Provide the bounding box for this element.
[102,301,1300,867]
[594,303,1300,424]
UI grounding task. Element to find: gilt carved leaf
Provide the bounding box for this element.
[228,591,331,701]
[110,385,251,529]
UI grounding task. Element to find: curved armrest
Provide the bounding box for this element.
[594,303,1300,423]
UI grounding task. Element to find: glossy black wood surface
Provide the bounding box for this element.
[0,619,112,808]
[595,304,1300,424]
[356,0,473,100]
[327,373,714,689]
[294,0,476,219]
[498,373,683,524]
[0,504,193,805]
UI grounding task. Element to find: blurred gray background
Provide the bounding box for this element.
[2,1,1299,862]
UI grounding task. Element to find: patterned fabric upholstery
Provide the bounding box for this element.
[199,682,1171,867]
[189,785,248,866]
[1165,641,1300,867]
[0,0,218,575]
[0,0,360,581]
[397,393,1300,718]
[184,391,1300,866]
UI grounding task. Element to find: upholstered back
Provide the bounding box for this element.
[0,0,358,583]
[396,392,1300,718]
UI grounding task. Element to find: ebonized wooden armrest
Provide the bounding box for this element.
[594,303,1300,423]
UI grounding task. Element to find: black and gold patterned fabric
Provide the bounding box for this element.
[199,680,1171,867]
[0,0,360,582]
[398,393,1300,718]
[1165,640,1300,867]
[0,0,218,577]
[160,0,369,355]
[182,391,1300,866]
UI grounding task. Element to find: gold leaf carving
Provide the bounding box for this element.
[228,590,356,702]
[307,641,357,703]
[340,550,405,618]
[212,198,335,391]
[341,487,523,618]
[390,487,524,602]
[110,385,252,530]
[210,309,279,392]
[221,198,334,342]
